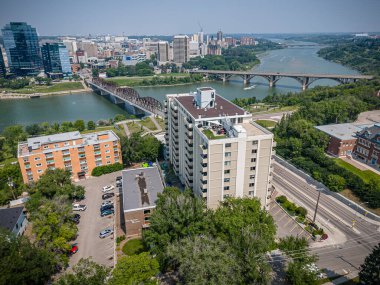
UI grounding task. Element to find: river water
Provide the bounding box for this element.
[0,41,359,131]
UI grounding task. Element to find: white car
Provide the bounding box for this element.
[102,185,115,192]
[99,228,114,238]
[101,200,113,208]
[73,204,87,211]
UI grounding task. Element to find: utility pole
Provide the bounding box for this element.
[312,189,321,224]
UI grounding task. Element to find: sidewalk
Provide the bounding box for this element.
[323,271,358,285]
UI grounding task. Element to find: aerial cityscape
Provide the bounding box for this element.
[0,0,379,284]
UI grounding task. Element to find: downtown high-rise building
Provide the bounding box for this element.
[165,88,275,209]
[0,49,6,78]
[1,22,42,76]
[217,30,223,42]
[41,43,72,78]
[157,41,169,63]
[173,35,189,64]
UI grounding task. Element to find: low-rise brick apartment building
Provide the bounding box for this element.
[353,123,380,169]
[18,130,122,183]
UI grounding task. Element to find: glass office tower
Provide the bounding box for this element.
[1,22,42,76]
[41,43,72,78]
[0,51,6,78]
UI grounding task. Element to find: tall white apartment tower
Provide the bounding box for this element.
[164,88,275,209]
[173,35,189,64]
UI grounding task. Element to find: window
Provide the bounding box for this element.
[43,145,49,149]
[238,118,243,123]
[105,144,109,148]
[252,141,258,145]
[106,155,110,159]
[225,143,231,148]
[250,166,256,171]
[106,150,110,153]
[224,178,230,182]
[250,175,255,180]
[211,92,215,98]
[225,152,231,157]
[223,186,230,191]
[106,161,111,164]
[34,157,41,161]
[224,170,230,174]
[249,191,254,196]
[144,209,151,214]
[251,158,256,162]
[144,216,150,221]
[37,169,43,173]
[54,144,59,148]
[224,161,231,166]
[249,183,255,187]
[251,149,257,154]
[36,163,42,167]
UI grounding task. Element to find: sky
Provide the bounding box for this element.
[0,0,379,36]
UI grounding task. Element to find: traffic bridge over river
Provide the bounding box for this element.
[189,70,373,90]
[88,78,164,117]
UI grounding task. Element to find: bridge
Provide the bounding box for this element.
[189,70,373,90]
[88,78,164,117]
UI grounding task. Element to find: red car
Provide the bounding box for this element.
[70,244,78,254]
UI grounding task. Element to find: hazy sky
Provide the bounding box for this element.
[0,0,379,35]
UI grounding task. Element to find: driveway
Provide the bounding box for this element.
[69,171,122,268]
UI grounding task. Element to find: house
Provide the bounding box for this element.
[0,206,28,236]
[121,166,165,237]
[353,124,380,169]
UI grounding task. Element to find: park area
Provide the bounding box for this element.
[1,82,84,94]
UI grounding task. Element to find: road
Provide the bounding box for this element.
[272,160,380,275]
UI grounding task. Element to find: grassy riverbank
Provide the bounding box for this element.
[0,82,84,94]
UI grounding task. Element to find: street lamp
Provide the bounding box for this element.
[312,188,322,224]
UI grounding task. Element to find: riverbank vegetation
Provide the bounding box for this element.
[263,79,380,209]
[1,81,84,94]
[317,38,380,76]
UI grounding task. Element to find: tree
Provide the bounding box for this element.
[109,253,159,285]
[143,187,210,266]
[25,124,43,136]
[114,114,126,122]
[326,174,346,192]
[74,120,85,132]
[2,125,27,156]
[167,235,241,285]
[0,229,55,285]
[87,120,96,130]
[92,69,99,78]
[55,258,110,285]
[359,243,380,285]
[0,162,23,205]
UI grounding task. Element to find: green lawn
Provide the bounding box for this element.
[1,82,84,94]
[250,105,298,114]
[105,73,191,86]
[127,121,144,133]
[203,129,226,140]
[155,117,165,130]
[334,158,380,184]
[122,239,145,256]
[255,120,277,128]
[140,117,157,131]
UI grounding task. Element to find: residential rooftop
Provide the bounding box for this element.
[175,94,247,120]
[315,123,365,140]
[0,207,24,232]
[355,123,380,142]
[122,166,164,212]
[18,130,119,157]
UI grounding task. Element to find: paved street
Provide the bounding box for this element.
[69,171,122,268]
[272,159,380,275]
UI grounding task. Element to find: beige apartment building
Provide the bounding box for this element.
[18,130,122,183]
[165,87,275,209]
[173,35,189,64]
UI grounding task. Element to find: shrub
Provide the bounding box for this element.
[122,239,145,256]
[116,235,126,245]
[276,195,287,204]
[295,207,308,217]
[296,216,305,224]
[91,163,123,177]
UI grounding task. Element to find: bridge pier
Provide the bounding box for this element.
[302,77,310,91]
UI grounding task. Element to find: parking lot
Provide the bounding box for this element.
[69,171,122,268]
[268,200,311,240]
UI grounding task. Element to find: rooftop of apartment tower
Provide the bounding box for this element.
[174,88,248,120]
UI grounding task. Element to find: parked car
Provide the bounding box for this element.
[73,204,87,211]
[102,185,115,192]
[102,193,115,200]
[101,209,114,217]
[99,228,114,238]
[101,200,113,208]
[116,176,122,181]
[69,243,78,254]
[100,204,114,212]
[72,213,81,224]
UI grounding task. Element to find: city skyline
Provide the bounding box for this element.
[0,0,379,36]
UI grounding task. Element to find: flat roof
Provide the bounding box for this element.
[0,207,24,232]
[122,166,164,212]
[315,123,362,140]
[28,131,82,150]
[175,94,246,120]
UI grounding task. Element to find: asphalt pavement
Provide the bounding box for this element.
[272,161,380,275]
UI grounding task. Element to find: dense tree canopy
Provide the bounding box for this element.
[359,243,380,285]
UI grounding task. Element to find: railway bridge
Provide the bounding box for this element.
[189,70,373,90]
